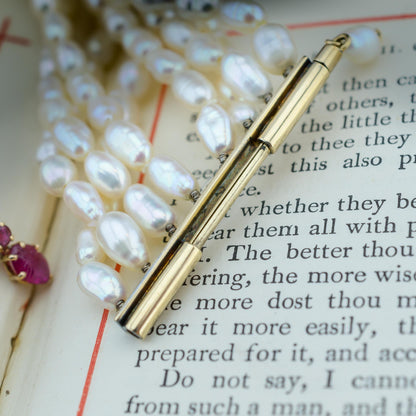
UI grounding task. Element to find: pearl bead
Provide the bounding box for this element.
[36,139,58,163]
[39,47,56,78]
[96,211,148,269]
[85,151,131,199]
[175,0,219,19]
[39,97,74,129]
[172,69,216,110]
[104,120,151,170]
[54,41,86,77]
[53,116,94,160]
[102,6,136,40]
[31,0,57,15]
[85,31,117,67]
[222,53,272,101]
[87,96,123,131]
[161,20,194,52]
[114,60,149,97]
[345,26,381,64]
[148,156,198,199]
[197,104,233,156]
[76,228,106,265]
[66,72,105,108]
[42,11,71,42]
[38,76,64,101]
[85,0,105,12]
[77,262,125,307]
[39,154,77,196]
[217,80,238,102]
[228,101,257,127]
[63,181,105,225]
[109,90,138,122]
[220,1,264,29]
[123,28,162,62]
[124,184,175,234]
[253,23,297,75]
[185,36,224,71]
[145,49,187,84]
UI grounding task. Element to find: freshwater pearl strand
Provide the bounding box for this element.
[33,0,381,309]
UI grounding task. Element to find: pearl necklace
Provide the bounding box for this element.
[32,0,381,321]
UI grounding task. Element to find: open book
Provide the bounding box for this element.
[1,0,416,414]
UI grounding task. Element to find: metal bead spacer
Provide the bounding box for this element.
[218,153,228,164]
[242,118,253,129]
[262,92,272,103]
[283,65,294,78]
[141,262,151,273]
[116,299,125,311]
[165,223,177,236]
[190,190,200,203]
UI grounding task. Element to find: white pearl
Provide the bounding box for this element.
[228,101,257,127]
[42,11,71,42]
[36,139,58,163]
[197,104,233,156]
[96,211,148,269]
[104,120,151,170]
[87,96,123,131]
[185,36,224,71]
[31,0,57,14]
[123,28,162,62]
[217,80,238,102]
[85,31,117,66]
[38,76,64,101]
[124,184,175,234]
[39,154,77,197]
[53,116,94,160]
[145,49,187,84]
[85,151,131,199]
[39,97,75,129]
[220,1,264,29]
[148,156,198,199]
[161,20,194,52]
[222,53,272,101]
[345,26,381,64]
[175,0,219,19]
[63,181,105,225]
[172,69,216,110]
[77,262,125,307]
[109,90,138,122]
[85,0,105,11]
[76,228,106,265]
[253,23,297,75]
[103,6,136,40]
[66,72,104,108]
[114,60,149,97]
[54,41,86,77]
[39,47,56,78]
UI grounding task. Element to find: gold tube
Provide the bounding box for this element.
[115,34,351,339]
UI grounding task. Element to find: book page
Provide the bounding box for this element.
[1,1,416,415]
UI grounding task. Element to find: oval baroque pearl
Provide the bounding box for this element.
[220,1,264,29]
[172,69,216,109]
[54,41,86,77]
[222,53,272,101]
[115,60,149,97]
[53,116,94,160]
[109,90,138,122]
[39,97,75,129]
[66,72,104,108]
[42,11,71,42]
[105,120,151,170]
[78,262,125,307]
[85,151,131,199]
[86,31,117,66]
[345,26,381,64]
[76,228,106,265]
[39,154,77,197]
[36,139,58,163]
[31,0,57,14]
[185,36,224,71]
[87,95,123,131]
[161,20,194,52]
[175,0,219,18]
[38,76,64,101]
[39,47,56,78]
[124,184,175,234]
[253,23,297,75]
[64,181,105,225]
[197,104,233,156]
[96,211,148,269]
[145,49,187,84]
[103,6,136,39]
[148,156,198,199]
[228,101,257,127]
[123,28,162,62]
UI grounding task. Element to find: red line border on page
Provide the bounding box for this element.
[76,11,416,416]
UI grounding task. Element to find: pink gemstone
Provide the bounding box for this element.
[0,224,12,248]
[6,243,50,284]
